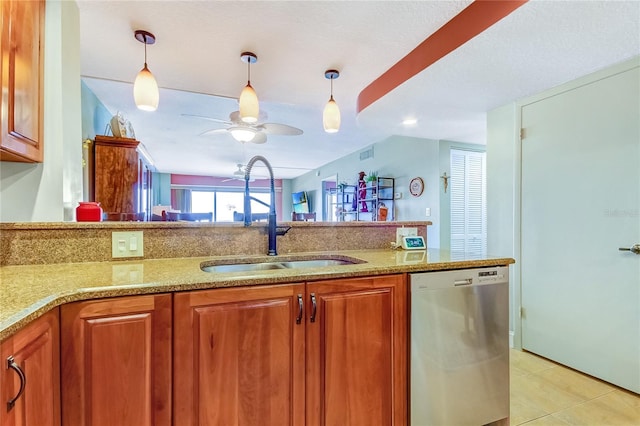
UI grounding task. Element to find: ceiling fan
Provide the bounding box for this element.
[222,162,313,182]
[222,164,256,182]
[184,110,303,144]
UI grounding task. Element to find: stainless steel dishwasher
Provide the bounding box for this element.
[410,266,509,426]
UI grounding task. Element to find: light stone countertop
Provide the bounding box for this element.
[0,249,514,341]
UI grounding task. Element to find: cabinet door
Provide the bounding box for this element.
[174,284,306,426]
[61,294,172,426]
[92,136,141,215]
[0,0,45,162]
[0,309,60,426]
[306,275,407,426]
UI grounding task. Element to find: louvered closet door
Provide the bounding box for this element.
[450,149,487,256]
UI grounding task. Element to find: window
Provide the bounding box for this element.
[450,149,487,256]
[184,189,271,222]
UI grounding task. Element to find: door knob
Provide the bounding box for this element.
[618,244,640,255]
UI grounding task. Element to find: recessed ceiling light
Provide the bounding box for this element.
[402,118,417,125]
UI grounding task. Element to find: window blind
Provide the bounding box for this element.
[450,149,487,256]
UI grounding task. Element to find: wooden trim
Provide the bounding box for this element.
[94,135,140,148]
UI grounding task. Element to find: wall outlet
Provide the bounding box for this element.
[425,207,431,217]
[112,231,144,258]
[396,227,417,246]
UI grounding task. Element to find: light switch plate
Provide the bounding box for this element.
[112,231,144,258]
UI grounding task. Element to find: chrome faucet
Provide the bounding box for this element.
[244,155,290,256]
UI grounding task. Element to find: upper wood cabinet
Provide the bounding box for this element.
[0,0,45,163]
[0,309,60,426]
[60,294,172,426]
[90,135,152,220]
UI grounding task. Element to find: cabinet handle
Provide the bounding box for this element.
[310,293,317,323]
[296,294,303,324]
[6,356,26,410]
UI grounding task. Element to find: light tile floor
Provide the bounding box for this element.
[510,349,640,425]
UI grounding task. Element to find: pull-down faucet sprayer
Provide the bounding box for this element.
[244,155,290,255]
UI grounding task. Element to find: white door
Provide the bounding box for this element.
[521,65,639,393]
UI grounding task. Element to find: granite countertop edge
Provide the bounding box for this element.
[0,249,514,341]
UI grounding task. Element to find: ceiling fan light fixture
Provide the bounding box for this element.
[133,30,159,111]
[229,126,257,143]
[239,52,259,123]
[323,70,341,133]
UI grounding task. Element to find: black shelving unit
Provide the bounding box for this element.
[329,177,394,221]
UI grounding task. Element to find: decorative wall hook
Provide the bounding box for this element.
[440,172,449,193]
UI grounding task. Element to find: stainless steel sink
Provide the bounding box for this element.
[202,262,287,273]
[280,259,353,268]
[201,256,364,273]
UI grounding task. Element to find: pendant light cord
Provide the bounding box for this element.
[247,60,251,84]
[143,34,148,67]
[330,75,334,100]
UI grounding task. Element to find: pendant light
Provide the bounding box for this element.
[323,70,340,133]
[239,52,259,123]
[133,30,159,112]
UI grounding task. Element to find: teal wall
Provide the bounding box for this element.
[152,172,172,206]
[81,81,111,140]
[291,134,484,248]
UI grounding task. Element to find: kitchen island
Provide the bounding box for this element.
[0,221,513,426]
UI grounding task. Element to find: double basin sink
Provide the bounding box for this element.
[201,255,365,273]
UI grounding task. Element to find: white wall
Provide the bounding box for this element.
[487,56,640,349]
[487,103,520,347]
[0,0,82,222]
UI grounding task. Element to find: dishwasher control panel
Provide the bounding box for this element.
[478,269,506,283]
[410,266,509,289]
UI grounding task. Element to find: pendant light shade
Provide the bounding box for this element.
[239,83,259,123]
[134,65,159,111]
[323,96,340,133]
[323,70,341,133]
[239,52,259,123]
[133,30,159,112]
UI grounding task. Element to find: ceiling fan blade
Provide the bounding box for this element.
[261,123,303,136]
[199,128,229,137]
[250,132,267,144]
[182,113,232,125]
[229,110,269,123]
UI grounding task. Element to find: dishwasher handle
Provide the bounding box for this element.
[454,278,473,286]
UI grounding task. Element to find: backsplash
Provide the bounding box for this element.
[0,221,431,266]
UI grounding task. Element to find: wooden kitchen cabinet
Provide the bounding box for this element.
[174,284,306,426]
[0,309,60,426]
[306,275,407,426]
[0,0,45,162]
[60,294,172,426]
[174,274,407,426]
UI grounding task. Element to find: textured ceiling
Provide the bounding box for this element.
[78,0,640,179]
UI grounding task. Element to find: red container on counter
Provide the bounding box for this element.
[76,202,103,222]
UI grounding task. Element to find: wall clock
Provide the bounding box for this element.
[409,177,424,197]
